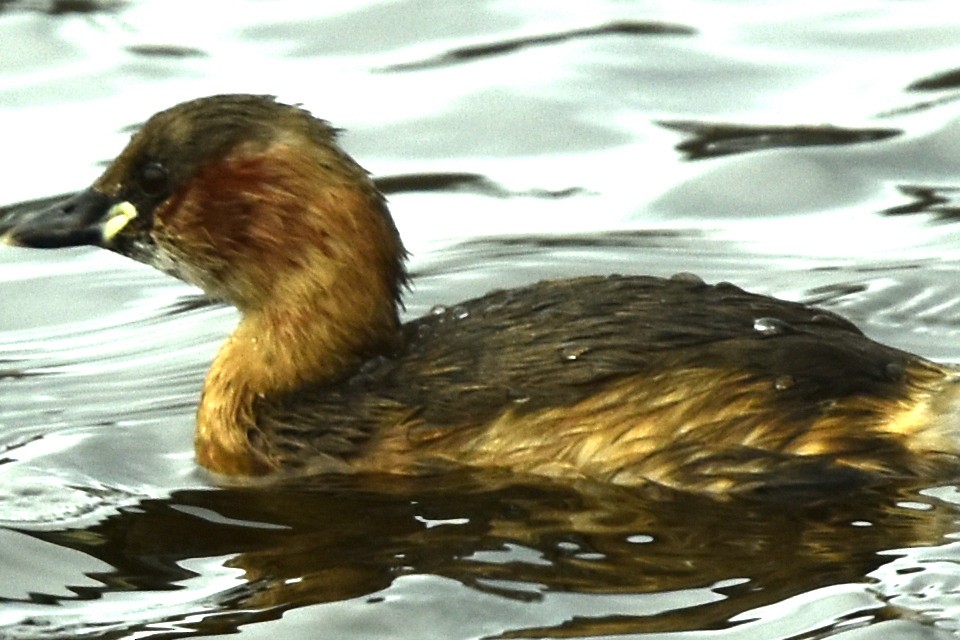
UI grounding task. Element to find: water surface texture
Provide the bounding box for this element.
[3,1,960,638]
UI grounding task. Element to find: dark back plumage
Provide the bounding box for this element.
[255,274,949,493]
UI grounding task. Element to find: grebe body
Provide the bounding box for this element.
[4,94,959,496]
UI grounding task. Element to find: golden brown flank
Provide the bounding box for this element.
[4,94,960,497]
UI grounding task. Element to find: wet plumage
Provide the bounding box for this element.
[4,94,960,497]
[257,274,958,494]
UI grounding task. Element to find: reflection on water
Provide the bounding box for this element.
[5,474,960,639]
[4,0,960,639]
[379,20,695,72]
[659,121,902,161]
[881,185,960,222]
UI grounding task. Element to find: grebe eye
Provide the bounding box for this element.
[138,161,169,197]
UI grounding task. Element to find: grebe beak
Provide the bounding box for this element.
[1,188,137,249]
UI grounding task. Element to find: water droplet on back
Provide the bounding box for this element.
[507,388,531,404]
[559,342,590,361]
[773,375,794,391]
[670,272,705,286]
[753,317,793,336]
[884,361,905,381]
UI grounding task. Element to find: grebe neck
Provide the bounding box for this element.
[196,266,402,474]
[191,157,405,474]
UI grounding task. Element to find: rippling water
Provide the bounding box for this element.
[3,1,960,638]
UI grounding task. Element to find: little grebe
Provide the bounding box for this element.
[4,94,960,496]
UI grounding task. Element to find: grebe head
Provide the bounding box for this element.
[3,94,406,314]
